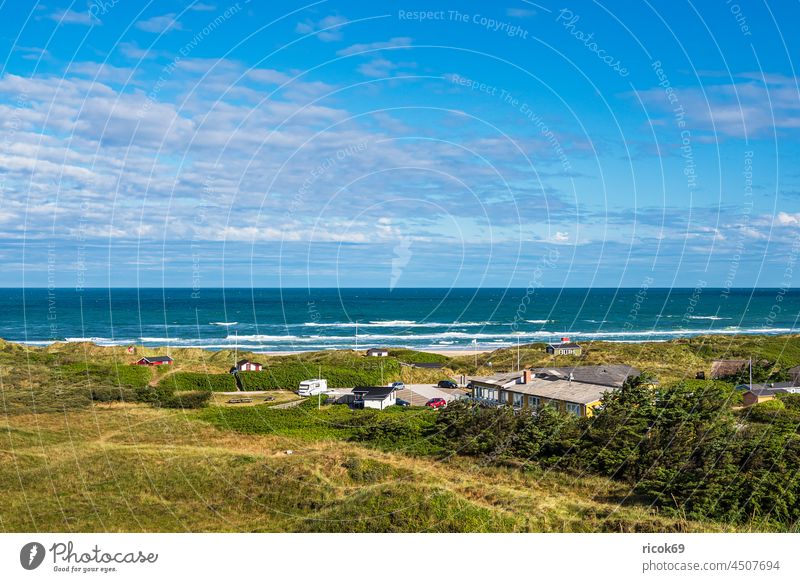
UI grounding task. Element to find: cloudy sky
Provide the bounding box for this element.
[1,0,799,288]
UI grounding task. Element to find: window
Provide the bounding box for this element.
[566,403,582,416]
[513,392,524,407]
[528,395,540,409]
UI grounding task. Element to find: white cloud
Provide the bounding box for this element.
[636,73,800,138]
[136,13,184,33]
[48,9,95,26]
[337,37,412,57]
[776,211,800,226]
[295,15,348,42]
[357,58,397,78]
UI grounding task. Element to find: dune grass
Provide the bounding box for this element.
[0,402,741,533]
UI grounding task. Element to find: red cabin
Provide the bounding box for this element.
[133,356,174,366]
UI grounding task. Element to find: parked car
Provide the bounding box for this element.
[395,398,411,407]
[425,398,447,409]
[437,380,458,389]
[391,382,405,390]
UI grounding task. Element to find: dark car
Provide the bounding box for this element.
[395,398,411,407]
[437,380,458,389]
[425,398,447,409]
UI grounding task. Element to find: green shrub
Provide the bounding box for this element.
[57,362,151,388]
[160,390,212,409]
[341,458,392,483]
[776,392,800,411]
[388,349,450,365]
[237,360,402,390]
[90,385,137,402]
[161,372,236,392]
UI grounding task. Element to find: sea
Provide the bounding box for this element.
[1,287,798,353]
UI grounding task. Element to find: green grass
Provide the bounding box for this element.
[0,403,737,532]
[2,335,800,532]
[196,398,440,453]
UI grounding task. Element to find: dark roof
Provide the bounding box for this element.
[143,356,173,363]
[237,359,262,366]
[366,347,389,353]
[547,343,581,349]
[529,365,639,388]
[352,386,396,399]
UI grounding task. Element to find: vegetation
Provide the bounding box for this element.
[434,374,800,529]
[161,371,236,392]
[3,335,800,532]
[0,403,732,532]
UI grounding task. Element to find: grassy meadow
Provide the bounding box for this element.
[2,334,800,532]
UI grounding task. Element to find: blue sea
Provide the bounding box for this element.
[0,288,798,352]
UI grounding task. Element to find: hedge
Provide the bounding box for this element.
[238,360,401,390]
[387,349,450,365]
[159,390,212,409]
[160,372,236,392]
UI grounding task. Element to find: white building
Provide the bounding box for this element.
[352,386,397,409]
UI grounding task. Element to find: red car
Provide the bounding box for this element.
[425,398,447,409]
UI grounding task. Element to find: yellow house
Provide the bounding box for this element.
[470,365,639,417]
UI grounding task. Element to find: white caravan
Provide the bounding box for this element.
[298,379,328,396]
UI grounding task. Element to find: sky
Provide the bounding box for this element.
[0,0,799,288]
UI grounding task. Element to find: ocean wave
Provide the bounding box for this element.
[301,320,492,328]
[227,334,318,342]
[686,316,729,321]
[210,322,238,326]
[525,319,551,324]
[64,337,135,346]
[11,325,795,351]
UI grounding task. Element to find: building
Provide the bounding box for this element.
[739,381,800,406]
[546,337,582,356]
[235,359,263,372]
[132,356,173,366]
[366,348,389,357]
[711,359,748,379]
[352,386,397,409]
[470,365,640,417]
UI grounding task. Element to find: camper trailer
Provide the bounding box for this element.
[298,379,328,397]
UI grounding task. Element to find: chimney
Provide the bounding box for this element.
[561,337,570,343]
[522,369,532,384]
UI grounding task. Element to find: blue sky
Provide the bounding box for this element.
[1,0,799,288]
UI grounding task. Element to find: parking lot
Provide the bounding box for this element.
[397,383,468,406]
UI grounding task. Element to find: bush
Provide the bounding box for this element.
[58,362,151,388]
[161,372,236,392]
[388,349,450,365]
[159,390,212,409]
[237,360,402,390]
[776,392,800,411]
[90,385,137,402]
[134,384,175,405]
[746,398,786,422]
